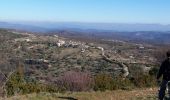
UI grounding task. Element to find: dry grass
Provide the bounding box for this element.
[1,88,158,100]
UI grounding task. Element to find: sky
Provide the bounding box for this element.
[0,0,170,24]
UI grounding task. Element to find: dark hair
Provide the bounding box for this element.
[167,51,170,57]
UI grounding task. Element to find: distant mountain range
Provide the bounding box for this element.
[0,21,170,32]
[0,21,170,44]
[0,21,49,32]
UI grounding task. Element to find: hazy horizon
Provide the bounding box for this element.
[1,20,170,25]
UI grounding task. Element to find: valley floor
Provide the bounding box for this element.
[1,88,158,100]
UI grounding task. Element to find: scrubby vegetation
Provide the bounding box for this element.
[0,29,165,99]
[94,73,134,91]
[0,29,25,42]
[4,68,158,97]
[5,67,62,97]
[56,71,93,92]
[93,71,157,91]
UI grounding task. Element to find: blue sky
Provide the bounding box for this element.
[0,0,170,24]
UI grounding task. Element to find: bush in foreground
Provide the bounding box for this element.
[5,69,158,97]
[5,71,60,97]
[57,71,93,91]
[94,73,134,91]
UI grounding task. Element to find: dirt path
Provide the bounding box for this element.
[2,88,158,100]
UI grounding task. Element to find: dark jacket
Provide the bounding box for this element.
[157,58,170,80]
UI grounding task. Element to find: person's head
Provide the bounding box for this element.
[166,51,170,58]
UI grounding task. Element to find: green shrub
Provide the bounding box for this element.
[94,73,114,91]
[93,73,134,91]
[149,67,159,76]
[131,74,157,88]
[118,78,135,90]
[93,73,157,91]
[5,71,61,97]
[5,72,24,96]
